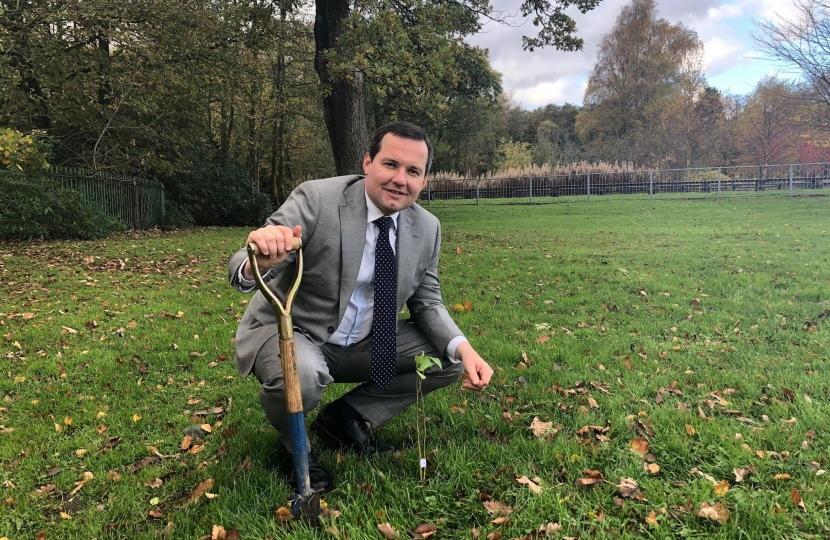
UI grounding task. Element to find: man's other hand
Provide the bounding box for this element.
[242,224,302,280]
[456,341,493,391]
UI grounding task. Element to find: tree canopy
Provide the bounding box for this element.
[575,0,703,165]
[3,0,830,224]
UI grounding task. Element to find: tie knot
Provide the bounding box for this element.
[374,216,393,233]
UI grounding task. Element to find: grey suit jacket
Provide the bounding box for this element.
[227,175,464,377]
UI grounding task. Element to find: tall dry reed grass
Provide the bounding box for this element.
[430,161,641,181]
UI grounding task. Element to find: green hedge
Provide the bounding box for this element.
[0,175,124,240]
[167,162,274,227]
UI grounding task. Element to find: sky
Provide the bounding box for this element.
[466,0,806,109]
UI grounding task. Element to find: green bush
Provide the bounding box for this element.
[167,162,274,227]
[0,128,51,171]
[0,175,124,240]
[159,199,194,231]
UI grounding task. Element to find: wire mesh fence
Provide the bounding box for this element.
[421,163,830,205]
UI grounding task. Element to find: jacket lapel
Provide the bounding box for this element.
[396,207,421,310]
[339,179,367,323]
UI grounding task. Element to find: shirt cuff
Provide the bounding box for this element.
[236,260,267,293]
[445,336,468,364]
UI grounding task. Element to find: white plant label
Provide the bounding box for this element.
[420,458,427,469]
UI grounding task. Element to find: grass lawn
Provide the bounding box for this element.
[2,196,829,539]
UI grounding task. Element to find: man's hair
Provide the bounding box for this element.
[368,121,433,176]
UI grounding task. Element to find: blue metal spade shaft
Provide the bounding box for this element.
[246,240,321,520]
[287,412,311,496]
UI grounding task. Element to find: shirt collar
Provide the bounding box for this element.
[364,190,399,230]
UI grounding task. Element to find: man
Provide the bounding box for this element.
[227,121,492,492]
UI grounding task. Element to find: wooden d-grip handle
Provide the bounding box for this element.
[247,237,302,255]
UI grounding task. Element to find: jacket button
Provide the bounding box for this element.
[327,326,334,334]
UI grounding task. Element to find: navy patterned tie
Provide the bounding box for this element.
[371,216,397,390]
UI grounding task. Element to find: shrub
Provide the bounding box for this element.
[0,128,51,171]
[159,199,194,231]
[0,175,124,240]
[167,162,274,227]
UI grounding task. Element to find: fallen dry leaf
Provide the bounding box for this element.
[575,469,604,487]
[412,523,437,539]
[275,506,294,522]
[697,470,718,485]
[697,501,729,523]
[774,474,792,481]
[791,489,806,512]
[685,424,696,436]
[618,477,644,500]
[180,435,193,450]
[538,522,561,534]
[377,522,399,539]
[321,506,342,520]
[516,475,542,494]
[145,478,163,489]
[128,455,160,472]
[211,525,226,540]
[630,438,649,454]
[68,471,94,496]
[588,397,599,409]
[483,500,513,516]
[733,466,754,482]
[31,484,56,497]
[529,417,554,438]
[646,463,661,475]
[713,480,730,497]
[147,446,179,459]
[645,510,658,526]
[186,478,214,504]
[235,456,252,473]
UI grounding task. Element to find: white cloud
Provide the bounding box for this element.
[702,37,746,75]
[514,80,569,108]
[471,0,786,107]
[706,4,746,21]
[752,0,803,23]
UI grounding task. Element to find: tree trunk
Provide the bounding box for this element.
[248,104,258,191]
[97,33,111,106]
[314,0,369,175]
[219,100,234,167]
[270,4,288,206]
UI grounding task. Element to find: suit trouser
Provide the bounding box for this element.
[251,319,464,452]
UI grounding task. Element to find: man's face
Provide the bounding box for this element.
[363,134,429,215]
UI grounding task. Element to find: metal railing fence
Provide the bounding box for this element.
[2,166,165,228]
[422,163,830,205]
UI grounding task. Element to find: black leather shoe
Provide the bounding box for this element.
[310,400,396,455]
[277,448,333,493]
